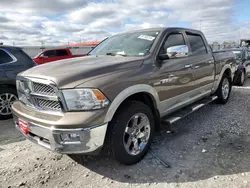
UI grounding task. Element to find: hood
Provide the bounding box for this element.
[20,55,144,88]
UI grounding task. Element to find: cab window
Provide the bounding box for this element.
[159,33,188,58]
[186,33,207,55]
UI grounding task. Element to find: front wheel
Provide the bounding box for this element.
[106,100,155,165]
[215,74,232,104]
[0,87,18,120]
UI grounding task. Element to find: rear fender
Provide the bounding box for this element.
[212,64,232,92]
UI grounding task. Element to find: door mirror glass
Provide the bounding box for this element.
[166,45,188,58]
[40,54,48,58]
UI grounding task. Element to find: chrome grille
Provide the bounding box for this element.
[35,98,61,111]
[17,78,62,112]
[33,82,56,96]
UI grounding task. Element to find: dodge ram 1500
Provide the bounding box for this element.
[12,27,236,165]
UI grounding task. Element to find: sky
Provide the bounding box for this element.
[0,0,249,46]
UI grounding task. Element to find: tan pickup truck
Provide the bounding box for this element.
[12,27,236,165]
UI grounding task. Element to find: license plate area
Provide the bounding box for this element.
[19,119,29,135]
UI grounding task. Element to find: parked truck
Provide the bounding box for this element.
[12,27,236,165]
[33,48,85,65]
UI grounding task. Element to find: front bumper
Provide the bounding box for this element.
[12,101,108,154]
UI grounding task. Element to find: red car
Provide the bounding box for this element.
[33,48,85,65]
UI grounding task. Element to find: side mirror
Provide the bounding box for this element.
[166,45,189,59]
[40,54,48,58]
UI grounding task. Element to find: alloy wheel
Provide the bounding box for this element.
[0,93,17,116]
[222,78,230,100]
[241,72,245,85]
[123,113,151,156]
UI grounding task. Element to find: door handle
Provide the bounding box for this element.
[193,65,200,69]
[184,64,192,68]
[208,60,213,64]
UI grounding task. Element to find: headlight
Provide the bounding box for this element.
[62,89,110,111]
[16,80,33,106]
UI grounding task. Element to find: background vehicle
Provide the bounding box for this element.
[12,28,236,165]
[33,48,85,65]
[240,39,250,48]
[0,46,35,120]
[218,47,250,86]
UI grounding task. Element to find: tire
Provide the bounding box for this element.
[0,87,18,120]
[105,100,155,165]
[215,74,232,104]
[237,71,245,86]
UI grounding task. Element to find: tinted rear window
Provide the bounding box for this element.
[186,33,207,55]
[56,50,68,56]
[0,49,13,64]
[163,33,186,49]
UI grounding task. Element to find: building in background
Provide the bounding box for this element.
[210,41,238,51]
[211,42,220,51]
[221,41,237,49]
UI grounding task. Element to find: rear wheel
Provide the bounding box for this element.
[0,87,18,120]
[106,100,155,165]
[215,74,231,104]
[237,71,246,86]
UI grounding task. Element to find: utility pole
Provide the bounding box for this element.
[200,19,202,31]
[238,28,241,47]
[41,41,45,50]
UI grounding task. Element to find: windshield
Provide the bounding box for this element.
[232,51,242,59]
[89,30,161,57]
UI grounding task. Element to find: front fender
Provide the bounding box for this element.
[104,84,160,122]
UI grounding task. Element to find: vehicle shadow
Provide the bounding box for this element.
[69,90,250,183]
[0,119,25,146]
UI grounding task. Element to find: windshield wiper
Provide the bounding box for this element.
[106,52,127,57]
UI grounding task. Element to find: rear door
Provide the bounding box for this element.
[185,31,214,95]
[151,30,196,114]
[55,49,71,60]
[0,48,19,84]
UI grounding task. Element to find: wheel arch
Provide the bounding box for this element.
[0,83,16,90]
[104,84,161,131]
[223,68,232,81]
[213,65,233,92]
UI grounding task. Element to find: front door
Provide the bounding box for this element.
[39,50,57,64]
[150,31,195,116]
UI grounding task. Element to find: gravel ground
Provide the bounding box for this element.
[1,80,250,188]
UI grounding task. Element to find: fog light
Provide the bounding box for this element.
[60,133,81,142]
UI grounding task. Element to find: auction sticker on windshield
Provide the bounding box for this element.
[138,35,155,41]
